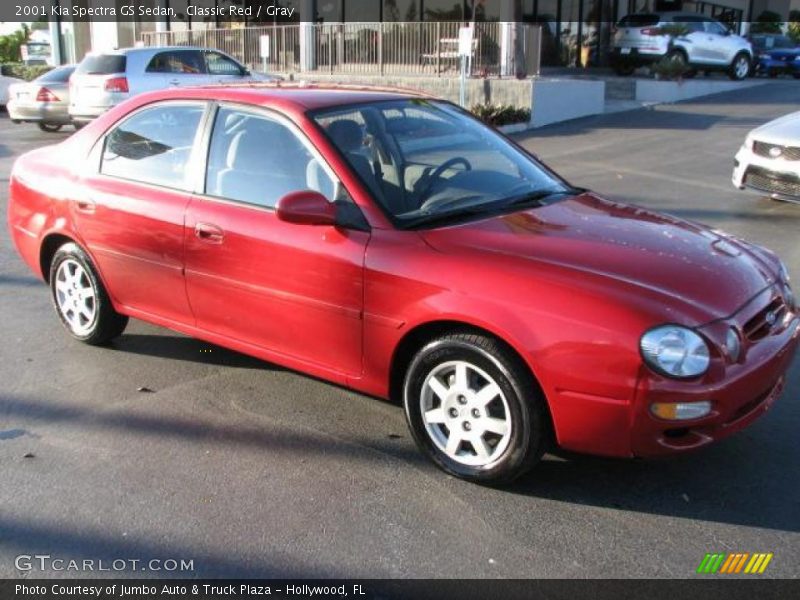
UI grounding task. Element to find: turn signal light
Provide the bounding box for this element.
[104,76,129,93]
[651,401,712,421]
[36,87,59,102]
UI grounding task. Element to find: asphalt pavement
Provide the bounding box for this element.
[1,81,798,579]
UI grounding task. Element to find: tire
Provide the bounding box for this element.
[38,122,63,132]
[49,242,128,345]
[403,332,550,485]
[729,53,751,80]
[683,68,697,79]
[72,122,86,131]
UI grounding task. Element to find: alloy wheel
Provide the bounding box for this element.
[54,258,97,336]
[420,360,512,467]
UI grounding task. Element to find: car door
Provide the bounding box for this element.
[139,50,209,92]
[73,101,207,324]
[184,105,369,375]
[702,19,733,64]
[203,50,250,84]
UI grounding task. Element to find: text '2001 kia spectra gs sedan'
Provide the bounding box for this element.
[8,85,799,484]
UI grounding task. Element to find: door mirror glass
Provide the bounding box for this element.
[276,191,337,226]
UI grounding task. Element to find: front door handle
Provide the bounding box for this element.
[194,222,224,244]
[169,78,180,86]
[75,199,96,214]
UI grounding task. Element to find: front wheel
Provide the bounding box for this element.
[729,53,751,80]
[50,242,128,345]
[613,63,635,76]
[38,122,63,133]
[403,333,550,485]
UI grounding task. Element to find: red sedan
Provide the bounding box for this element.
[8,85,799,484]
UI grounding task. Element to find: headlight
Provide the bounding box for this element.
[640,325,710,378]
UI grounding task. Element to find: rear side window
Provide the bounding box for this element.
[146,51,206,74]
[618,14,659,27]
[205,52,244,76]
[101,103,205,190]
[76,54,126,75]
[36,66,76,83]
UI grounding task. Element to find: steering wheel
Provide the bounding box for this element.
[416,157,473,209]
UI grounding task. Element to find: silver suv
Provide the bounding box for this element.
[611,12,753,80]
[69,46,277,124]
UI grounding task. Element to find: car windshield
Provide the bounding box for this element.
[753,35,796,50]
[36,66,76,83]
[76,54,126,75]
[311,99,573,229]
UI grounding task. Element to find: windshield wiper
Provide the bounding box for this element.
[498,188,579,210]
[401,205,492,230]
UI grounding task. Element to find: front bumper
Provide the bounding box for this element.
[7,100,71,124]
[631,303,799,458]
[733,144,800,201]
[755,57,800,75]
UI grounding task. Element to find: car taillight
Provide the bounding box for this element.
[104,76,129,93]
[641,27,661,36]
[36,87,60,102]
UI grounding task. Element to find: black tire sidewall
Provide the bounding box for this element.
[49,243,107,343]
[403,338,542,484]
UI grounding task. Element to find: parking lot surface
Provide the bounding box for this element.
[1,82,798,578]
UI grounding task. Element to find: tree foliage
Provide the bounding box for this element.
[0,24,30,64]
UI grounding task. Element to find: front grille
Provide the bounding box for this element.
[743,296,788,341]
[753,141,800,161]
[744,166,800,198]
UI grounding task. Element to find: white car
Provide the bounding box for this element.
[69,46,279,124]
[612,12,753,80]
[733,111,800,203]
[0,66,24,107]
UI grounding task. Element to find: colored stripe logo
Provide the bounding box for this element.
[697,553,773,574]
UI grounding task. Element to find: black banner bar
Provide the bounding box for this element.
[3,580,799,600]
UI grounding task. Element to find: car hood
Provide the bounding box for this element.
[764,48,800,58]
[419,193,777,324]
[749,110,800,145]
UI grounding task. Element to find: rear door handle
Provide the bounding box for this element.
[194,222,224,244]
[75,199,96,214]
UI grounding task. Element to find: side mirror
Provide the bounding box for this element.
[276,191,337,226]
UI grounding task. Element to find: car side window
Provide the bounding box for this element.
[146,51,205,75]
[705,21,727,36]
[205,108,336,208]
[205,52,244,76]
[101,103,205,190]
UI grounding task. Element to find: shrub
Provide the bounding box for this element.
[470,103,531,126]
[651,56,690,81]
[0,63,53,81]
[751,11,783,34]
[789,11,800,44]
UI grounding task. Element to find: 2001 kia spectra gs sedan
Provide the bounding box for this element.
[8,85,800,484]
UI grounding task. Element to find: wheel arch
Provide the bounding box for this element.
[39,232,77,283]
[388,319,550,415]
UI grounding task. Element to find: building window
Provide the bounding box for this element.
[383,0,420,20]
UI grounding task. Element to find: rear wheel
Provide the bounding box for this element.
[403,332,550,485]
[72,122,86,131]
[38,122,63,133]
[49,243,128,345]
[729,53,751,80]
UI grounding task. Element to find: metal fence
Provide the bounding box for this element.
[140,22,541,78]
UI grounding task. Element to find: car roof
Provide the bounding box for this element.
[87,46,213,56]
[141,82,432,112]
[626,11,716,18]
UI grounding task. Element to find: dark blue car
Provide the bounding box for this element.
[749,34,800,78]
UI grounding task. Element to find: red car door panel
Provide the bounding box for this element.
[184,199,367,375]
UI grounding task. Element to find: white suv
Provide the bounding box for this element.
[612,12,753,80]
[69,46,278,125]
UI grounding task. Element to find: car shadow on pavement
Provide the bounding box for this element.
[506,440,799,533]
[108,334,275,371]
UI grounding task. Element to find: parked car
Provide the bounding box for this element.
[748,34,800,78]
[69,46,278,124]
[612,12,753,80]
[0,65,24,108]
[7,65,76,132]
[733,111,800,203]
[9,86,798,484]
